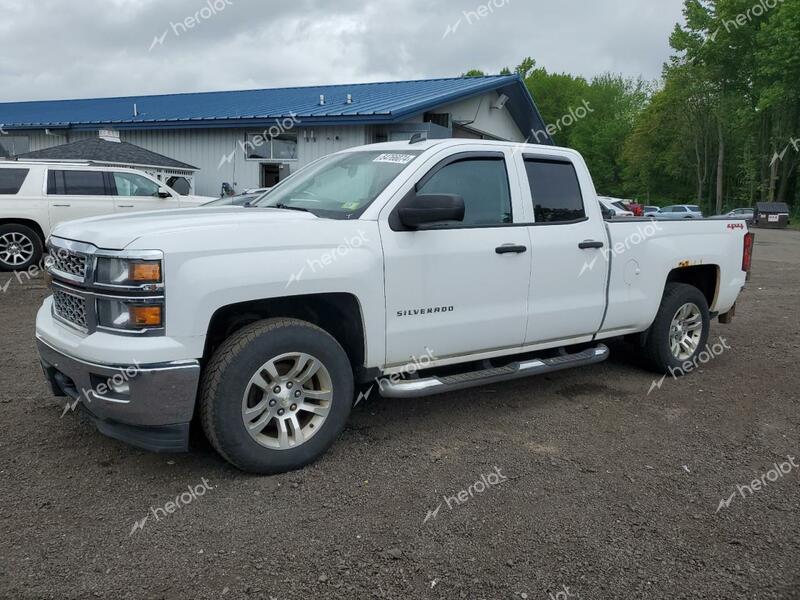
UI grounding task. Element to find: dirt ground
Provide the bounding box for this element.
[0,228,798,600]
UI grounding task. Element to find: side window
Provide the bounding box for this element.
[112,172,161,197]
[166,176,191,196]
[417,157,512,226]
[524,159,585,224]
[48,170,107,196]
[0,169,30,194]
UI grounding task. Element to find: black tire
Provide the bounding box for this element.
[641,283,711,374]
[200,318,353,474]
[0,224,43,272]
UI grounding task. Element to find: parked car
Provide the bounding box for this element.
[644,206,662,216]
[599,197,634,218]
[36,139,752,474]
[654,204,704,219]
[0,160,210,270]
[204,188,271,207]
[710,208,755,224]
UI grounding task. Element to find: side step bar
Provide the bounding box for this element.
[379,344,610,399]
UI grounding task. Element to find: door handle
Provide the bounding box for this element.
[52,204,71,207]
[578,240,604,250]
[118,204,135,208]
[496,244,528,255]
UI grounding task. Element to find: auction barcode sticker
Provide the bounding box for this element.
[373,153,417,165]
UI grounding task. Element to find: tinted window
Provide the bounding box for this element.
[113,172,160,197]
[524,160,585,223]
[0,168,29,194]
[48,170,107,195]
[418,157,512,226]
[167,176,191,196]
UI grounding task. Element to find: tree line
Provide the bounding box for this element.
[467,0,799,214]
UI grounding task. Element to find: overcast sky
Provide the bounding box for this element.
[0,0,685,102]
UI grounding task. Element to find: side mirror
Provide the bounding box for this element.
[157,186,172,199]
[397,193,465,229]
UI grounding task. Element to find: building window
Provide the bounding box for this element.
[424,112,450,128]
[0,136,30,158]
[244,132,298,161]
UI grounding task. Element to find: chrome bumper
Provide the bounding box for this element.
[37,336,201,452]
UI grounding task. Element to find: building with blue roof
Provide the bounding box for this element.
[0,75,551,196]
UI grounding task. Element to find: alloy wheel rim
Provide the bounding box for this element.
[669,302,703,360]
[0,232,35,266]
[241,352,333,450]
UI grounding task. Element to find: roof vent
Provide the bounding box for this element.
[346,94,353,105]
[319,94,326,106]
[133,103,139,117]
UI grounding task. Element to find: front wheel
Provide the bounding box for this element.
[200,318,354,474]
[642,283,711,374]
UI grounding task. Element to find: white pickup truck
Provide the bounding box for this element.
[35,140,753,474]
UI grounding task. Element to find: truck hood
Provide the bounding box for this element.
[51,207,318,250]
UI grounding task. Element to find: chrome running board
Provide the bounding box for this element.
[379,344,610,398]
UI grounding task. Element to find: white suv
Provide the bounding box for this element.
[0,161,208,270]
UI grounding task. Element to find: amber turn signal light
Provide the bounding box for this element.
[129,305,163,327]
[130,261,162,282]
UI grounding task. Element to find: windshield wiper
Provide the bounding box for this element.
[272,203,313,213]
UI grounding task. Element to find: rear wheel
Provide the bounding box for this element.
[200,318,353,474]
[642,283,710,373]
[0,224,42,271]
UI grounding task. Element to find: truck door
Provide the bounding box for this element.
[379,148,532,366]
[518,154,609,345]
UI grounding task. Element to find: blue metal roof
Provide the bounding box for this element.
[0,75,550,142]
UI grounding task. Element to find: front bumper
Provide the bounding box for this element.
[37,336,201,453]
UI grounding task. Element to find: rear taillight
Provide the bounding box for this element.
[742,232,754,272]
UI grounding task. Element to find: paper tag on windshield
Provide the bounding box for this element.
[373,153,416,165]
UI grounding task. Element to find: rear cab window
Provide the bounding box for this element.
[523,158,586,224]
[0,168,30,195]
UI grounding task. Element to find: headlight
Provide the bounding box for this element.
[97,298,163,331]
[95,258,162,287]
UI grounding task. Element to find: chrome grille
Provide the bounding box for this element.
[48,248,88,280]
[53,288,88,330]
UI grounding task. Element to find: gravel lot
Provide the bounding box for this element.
[1,228,798,600]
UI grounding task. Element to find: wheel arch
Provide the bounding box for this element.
[665,264,719,311]
[0,219,46,245]
[203,293,367,378]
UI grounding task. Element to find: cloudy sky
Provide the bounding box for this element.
[0,0,685,102]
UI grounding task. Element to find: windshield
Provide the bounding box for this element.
[253,150,423,219]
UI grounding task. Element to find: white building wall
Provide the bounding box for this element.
[437,92,526,142]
